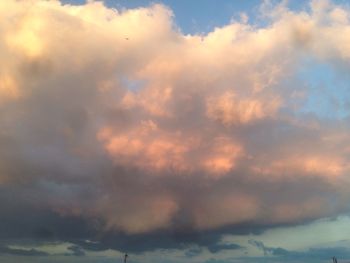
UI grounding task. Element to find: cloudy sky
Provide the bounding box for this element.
[2,0,350,262]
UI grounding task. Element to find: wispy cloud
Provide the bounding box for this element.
[0,245,48,256]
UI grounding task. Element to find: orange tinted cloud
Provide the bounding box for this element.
[98,123,242,176]
[206,92,281,125]
[2,0,350,235]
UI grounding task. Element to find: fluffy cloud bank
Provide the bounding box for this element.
[1,0,350,241]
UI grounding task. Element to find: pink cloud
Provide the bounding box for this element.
[1,0,350,235]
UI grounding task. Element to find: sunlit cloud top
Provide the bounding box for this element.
[1,1,350,254]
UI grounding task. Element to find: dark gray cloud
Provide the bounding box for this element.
[0,181,299,254]
[66,245,85,256]
[207,243,242,253]
[249,239,350,262]
[184,247,203,257]
[0,245,48,257]
[248,240,288,256]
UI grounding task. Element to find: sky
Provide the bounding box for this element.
[2,0,350,262]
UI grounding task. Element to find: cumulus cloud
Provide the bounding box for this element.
[1,0,350,245]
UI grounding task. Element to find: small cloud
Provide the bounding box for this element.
[207,243,243,253]
[66,245,85,256]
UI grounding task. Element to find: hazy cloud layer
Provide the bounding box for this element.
[248,239,350,262]
[1,0,350,251]
[0,245,48,257]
